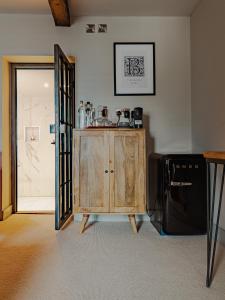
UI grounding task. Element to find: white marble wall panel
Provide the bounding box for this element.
[17,69,55,197]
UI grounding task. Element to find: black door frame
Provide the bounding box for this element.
[10,63,54,213]
[54,44,75,230]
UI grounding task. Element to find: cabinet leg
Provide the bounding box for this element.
[128,215,137,233]
[80,214,89,234]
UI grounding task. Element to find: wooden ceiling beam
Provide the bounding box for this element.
[48,0,71,27]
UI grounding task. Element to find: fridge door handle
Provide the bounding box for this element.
[170,181,193,187]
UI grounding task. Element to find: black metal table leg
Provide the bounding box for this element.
[206,161,225,287]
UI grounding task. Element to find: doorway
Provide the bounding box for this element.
[5,46,75,229]
[11,65,55,213]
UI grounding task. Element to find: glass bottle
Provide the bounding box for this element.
[86,101,92,127]
[78,101,86,129]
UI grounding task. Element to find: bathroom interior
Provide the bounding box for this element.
[16,69,55,212]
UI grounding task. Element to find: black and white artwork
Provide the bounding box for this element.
[124,56,145,77]
[114,43,155,96]
[86,24,95,33]
[98,24,107,33]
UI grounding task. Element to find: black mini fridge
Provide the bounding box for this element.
[148,153,207,235]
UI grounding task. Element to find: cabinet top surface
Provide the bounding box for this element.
[203,151,225,161]
[74,128,145,132]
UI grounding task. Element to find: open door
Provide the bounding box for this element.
[54,44,75,230]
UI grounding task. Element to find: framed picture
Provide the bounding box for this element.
[98,24,107,33]
[86,24,95,33]
[114,42,156,96]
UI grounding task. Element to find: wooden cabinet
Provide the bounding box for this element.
[74,130,109,213]
[73,129,146,233]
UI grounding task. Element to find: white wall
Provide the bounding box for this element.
[0,14,192,221]
[0,14,192,155]
[191,0,225,229]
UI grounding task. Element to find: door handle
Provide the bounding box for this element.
[110,170,114,173]
[170,181,192,187]
[105,170,108,173]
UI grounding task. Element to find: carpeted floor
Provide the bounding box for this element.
[0,214,225,300]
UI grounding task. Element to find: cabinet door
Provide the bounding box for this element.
[109,131,146,213]
[74,131,109,213]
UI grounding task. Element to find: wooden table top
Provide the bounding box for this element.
[203,151,225,161]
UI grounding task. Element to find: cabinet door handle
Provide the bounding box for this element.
[110,170,114,173]
[105,170,108,173]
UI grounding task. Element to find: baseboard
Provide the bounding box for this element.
[74,213,150,222]
[0,204,12,221]
[218,227,225,246]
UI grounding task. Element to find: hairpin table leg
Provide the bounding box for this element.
[206,162,225,287]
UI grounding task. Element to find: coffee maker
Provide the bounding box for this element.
[132,107,143,128]
[116,108,131,128]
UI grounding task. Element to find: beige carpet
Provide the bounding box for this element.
[0,215,225,300]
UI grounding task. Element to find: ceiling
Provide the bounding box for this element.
[0,0,201,16]
[17,69,54,97]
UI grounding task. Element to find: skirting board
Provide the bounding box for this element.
[74,213,150,222]
[0,204,12,221]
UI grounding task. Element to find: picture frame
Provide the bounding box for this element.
[98,24,107,33]
[86,24,95,33]
[113,42,156,96]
